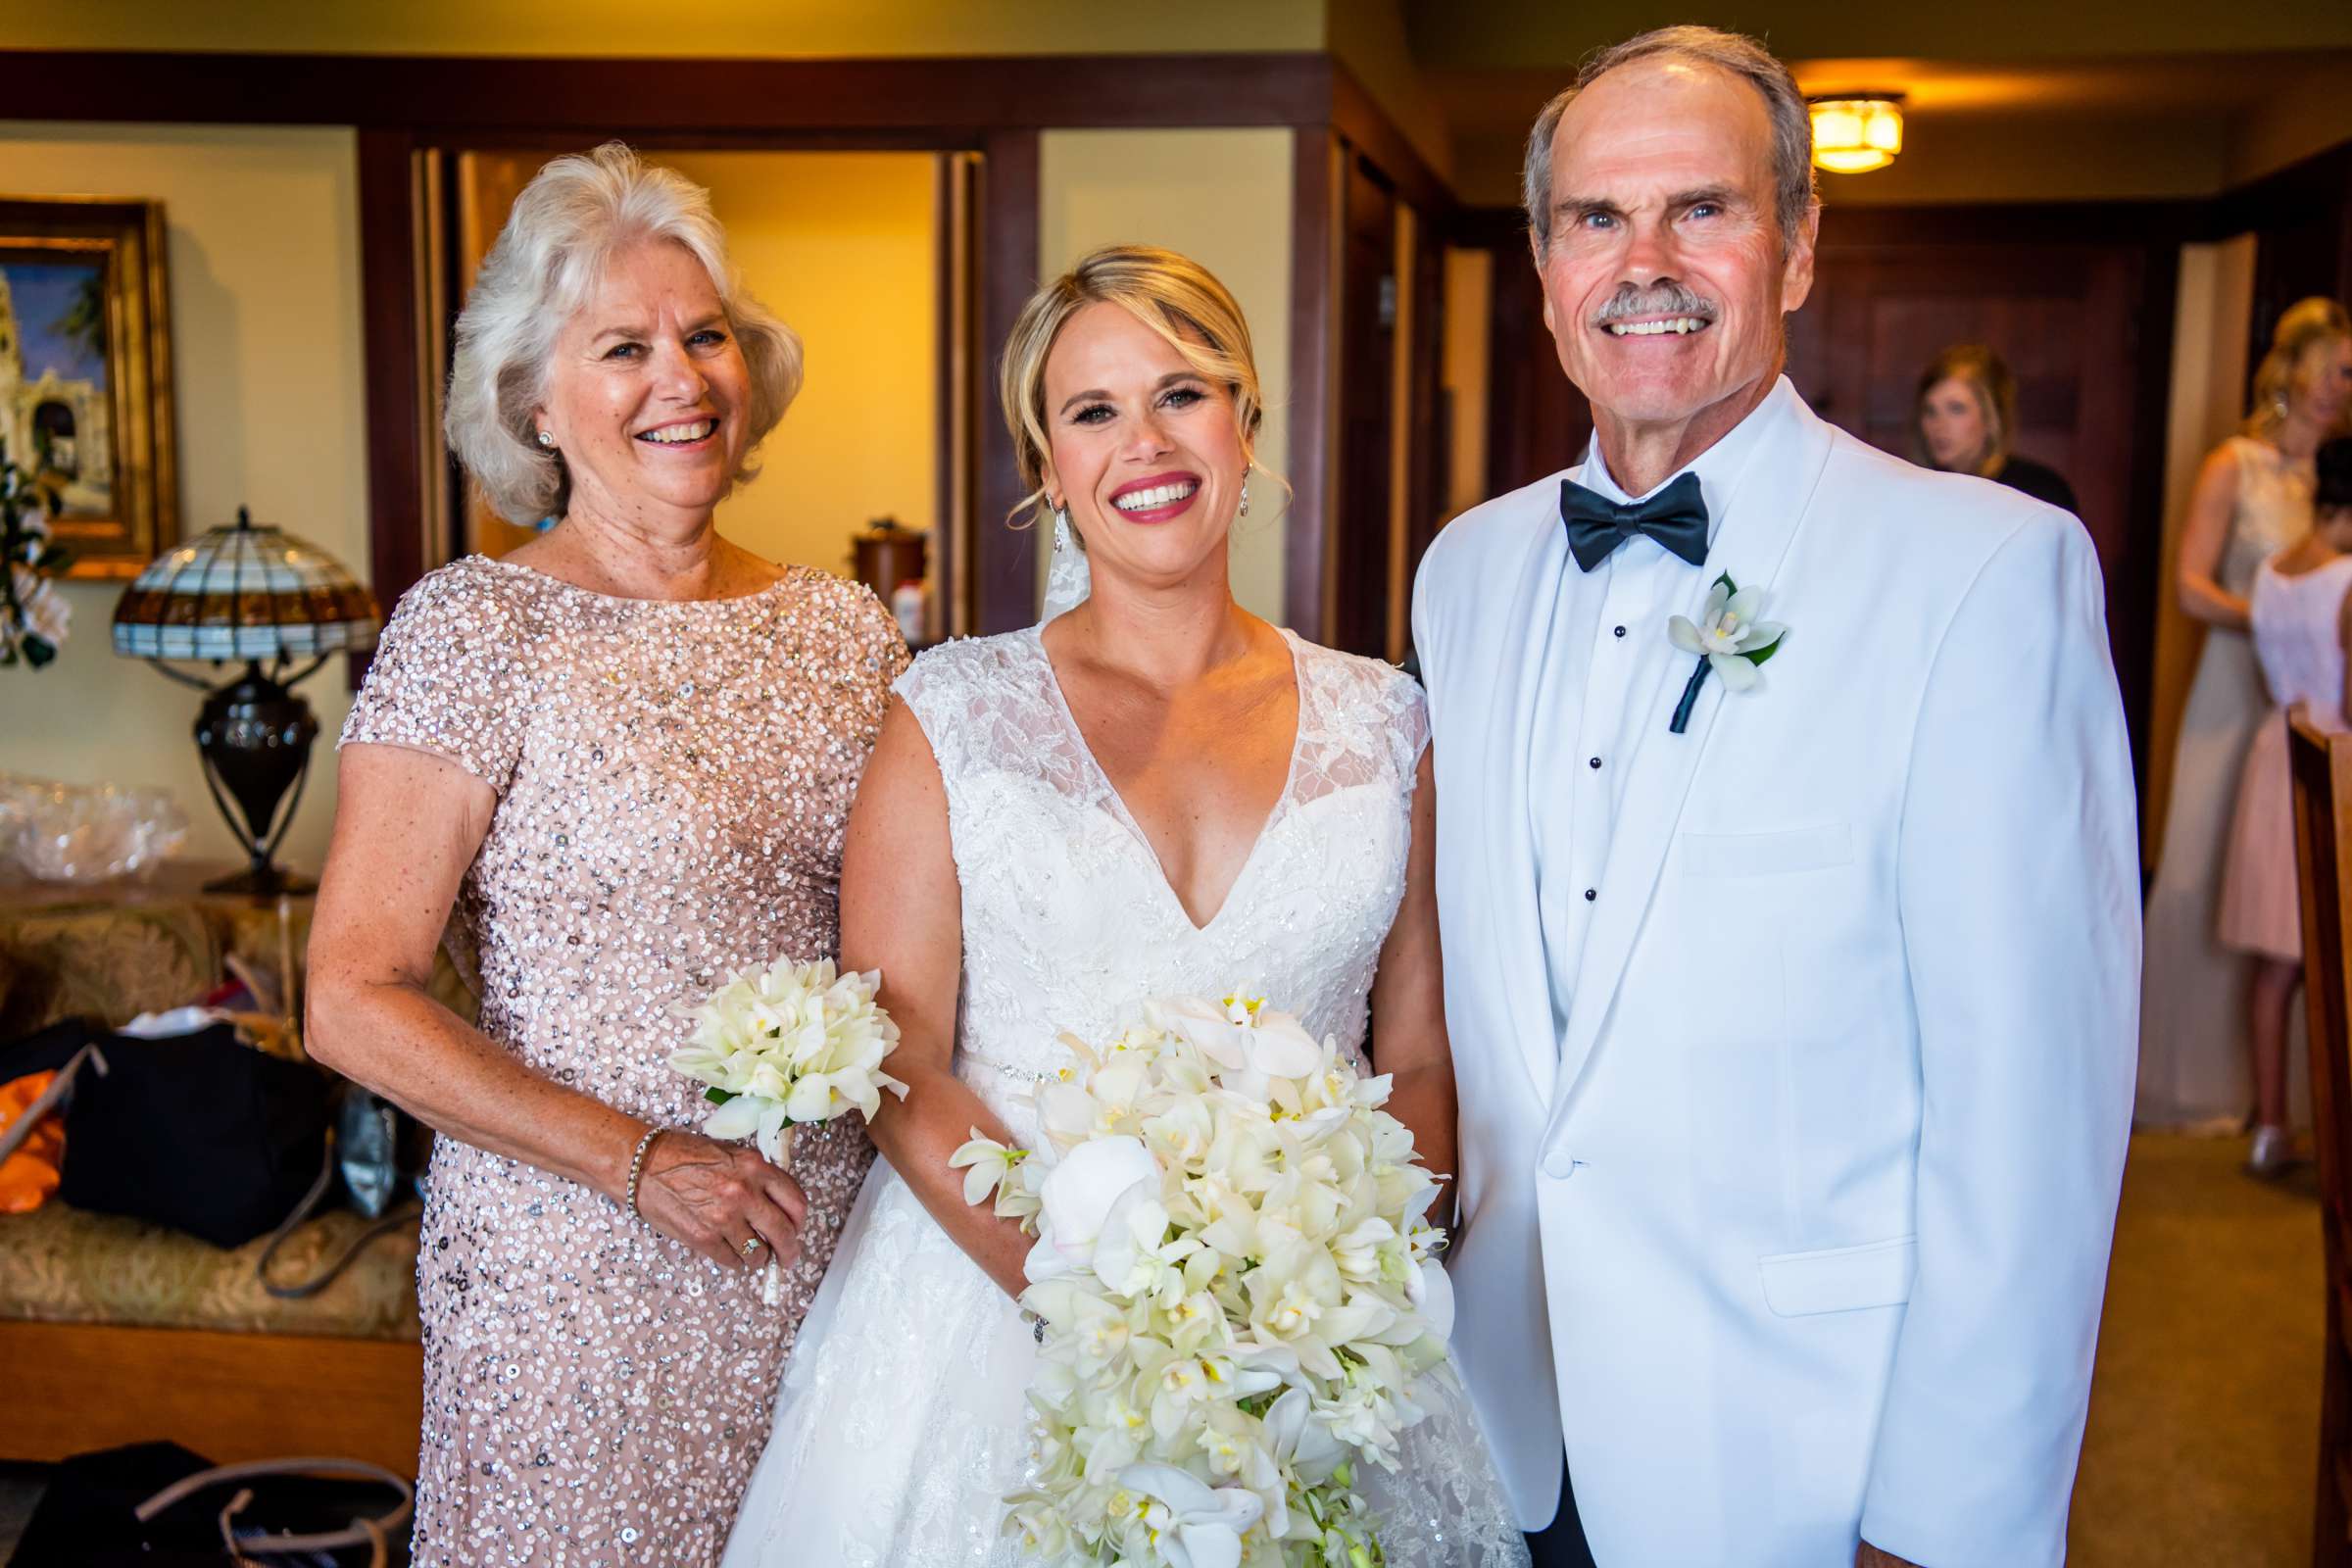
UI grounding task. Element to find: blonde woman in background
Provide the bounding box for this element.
[1913,342,2080,514]
[2138,296,2352,1149]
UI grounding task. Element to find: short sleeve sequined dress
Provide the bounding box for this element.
[338,555,907,1568]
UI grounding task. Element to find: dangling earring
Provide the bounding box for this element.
[1052,502,1070,546]
[1238,476,1250,518]
[536,430,556,449]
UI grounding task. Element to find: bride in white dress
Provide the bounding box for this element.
[722,246,1529,1567]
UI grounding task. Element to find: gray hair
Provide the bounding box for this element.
[1522,25,1818,260]
[444,142,804,524]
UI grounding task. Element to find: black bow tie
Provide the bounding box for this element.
[1561,471,1709,571]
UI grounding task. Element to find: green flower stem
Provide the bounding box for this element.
[1669,657,1711,734]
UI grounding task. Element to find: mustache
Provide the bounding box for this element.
[1591,281,1720,326]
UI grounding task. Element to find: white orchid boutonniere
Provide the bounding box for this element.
[1665,573,1788,733]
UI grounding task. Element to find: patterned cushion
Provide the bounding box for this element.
[0,903,218,1037]
[0,1199,421,1341]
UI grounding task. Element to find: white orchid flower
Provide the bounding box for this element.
[1250,1384,1350,1539]
[1091,1183,1198,1300]
[1152,995,1252,1071]
[1667,576,1788,694]
[1038,1135,1158,1268]
[948,1129,1028,1207]
[1116,1463,1266,1568]
[1002,1493,1070,1558]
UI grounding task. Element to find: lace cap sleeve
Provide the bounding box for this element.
[890,634,1035,789]
[1389,666,1432,786]
[338,560,534,793]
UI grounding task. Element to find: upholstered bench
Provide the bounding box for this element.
[0,872,461,1473]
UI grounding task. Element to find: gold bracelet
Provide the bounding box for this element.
[624,1126,662,1216]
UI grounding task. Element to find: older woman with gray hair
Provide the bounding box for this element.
[308,142,906,1565]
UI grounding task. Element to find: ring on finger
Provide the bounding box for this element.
[739,1235,766,1259]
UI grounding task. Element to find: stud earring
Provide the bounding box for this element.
[536,430,556,449]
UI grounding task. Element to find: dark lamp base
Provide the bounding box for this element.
[201,864,318,898]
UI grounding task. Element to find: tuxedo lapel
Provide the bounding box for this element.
[1544,395,1838,1122]
[1483,507,1573,1105]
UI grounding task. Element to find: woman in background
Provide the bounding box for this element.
[2139,297,2352,1137]
[2219,438,2352,1173]
[308,144,906,1565]
[1913,343,2080,512]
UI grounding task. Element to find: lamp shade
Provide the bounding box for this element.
[1809,97,1906,174]
[112,507,379,662]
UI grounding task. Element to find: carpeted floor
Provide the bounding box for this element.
[2071,1133,2325,1566]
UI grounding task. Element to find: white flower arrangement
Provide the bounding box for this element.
[1665,572,1787,732]
[669,957,909,1302]
[957,992,1453,1568]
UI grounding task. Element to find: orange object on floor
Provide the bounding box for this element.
[0,1071,63,1212]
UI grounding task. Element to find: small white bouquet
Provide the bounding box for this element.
[956,993,1452,1568]
[669,957,908,1301]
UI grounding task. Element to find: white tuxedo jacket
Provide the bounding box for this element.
[1413,380,2138,1567]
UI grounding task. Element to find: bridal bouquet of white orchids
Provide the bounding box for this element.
[669,958,907,1300]
[955,993,1453,1568]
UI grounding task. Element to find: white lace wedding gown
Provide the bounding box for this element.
[721,626,1530,1567]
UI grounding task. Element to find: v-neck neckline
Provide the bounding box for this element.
[1029,623,1306,934]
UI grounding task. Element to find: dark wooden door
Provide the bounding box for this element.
[1331,155,1398,659]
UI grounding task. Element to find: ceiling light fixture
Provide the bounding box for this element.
[1809,95,1906,173]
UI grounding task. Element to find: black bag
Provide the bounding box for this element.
[9,1441,412,1566]
[55,1023,329,1250]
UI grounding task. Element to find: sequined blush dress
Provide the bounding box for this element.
[338,555,907,1568]
[720,628,1529,1568]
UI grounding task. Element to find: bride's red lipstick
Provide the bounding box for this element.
[1106,470,1202,524]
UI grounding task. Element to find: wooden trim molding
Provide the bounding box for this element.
[1285,128,1343,642]
[2203,141,2352,248]
[973,128,1041,635]
[1329,63,1454,220]
[355,128,431,625]
[0,50,1337,136]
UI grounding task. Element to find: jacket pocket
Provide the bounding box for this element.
[1693,822,1853,883]
[1757,1234,1916,1316]
[1680,822,1853,878]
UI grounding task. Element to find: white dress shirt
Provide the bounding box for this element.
[1528,389,1794,1042]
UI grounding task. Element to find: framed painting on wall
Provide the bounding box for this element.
[0,195,176,576]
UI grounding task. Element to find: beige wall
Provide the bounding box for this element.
[11,0,1322,55]
[660,152,938,579]
[1036,128,1295,624]
[2144,234,2258,864]
[0,123,368,876]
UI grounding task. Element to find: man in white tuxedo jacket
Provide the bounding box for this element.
[1414,27,2138,1568]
